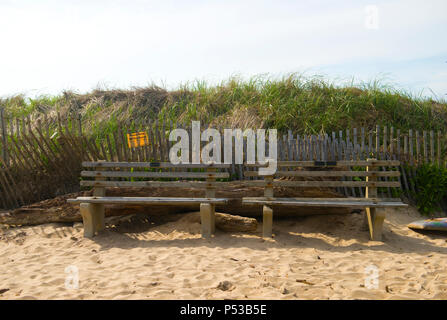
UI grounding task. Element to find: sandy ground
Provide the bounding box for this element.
[0,206,446,300]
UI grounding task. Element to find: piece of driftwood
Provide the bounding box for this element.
[0,182,353,226]
[214,212,257,232]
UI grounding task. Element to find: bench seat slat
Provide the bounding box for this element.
[81,171,229,179]
[245,180,401,188]
[243,197,404,202]
[67,196,228,205]
[242,197,407,208]
[244,160,400,167]
[244,171,400,177]
[80,181,225,188]
[82,161,231,169]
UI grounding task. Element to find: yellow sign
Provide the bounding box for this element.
[127,132,149,148]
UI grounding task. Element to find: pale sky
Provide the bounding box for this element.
[0,0,446,100]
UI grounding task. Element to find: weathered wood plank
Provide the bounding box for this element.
[67,196,229,205]
[242,198,406,207]
[82,161,231,168]
[81,170,230,179]
[244,180,401,188]
[243,170,400,177]
[80,180,227,188]
[245,160,400,167]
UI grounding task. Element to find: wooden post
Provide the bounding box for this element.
[375,125,380,157]
[0,108,8,166]
[200,203,214,238]
[390,127,394,158]
[262,175,274,238]
[404,135,408,161]
[201,167,216,238]
[438,131,441,167]
[430,130,434,164]
[415,130,420,164]
[361,127,365,157]
[80,203,105,238]
[85,160,106,235]
[76,113,85,161]
[264,175,273,198]
[365,158,385,241]
[42,113,48,138]
[262,205,273,238]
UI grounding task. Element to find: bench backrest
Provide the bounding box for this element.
[244,159,402,198]
[81,161,230,198]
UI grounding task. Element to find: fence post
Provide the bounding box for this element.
[438,130,441,167]
[0,107,9,166]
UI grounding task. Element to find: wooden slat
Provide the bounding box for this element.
[0,108,9,165]
[112,129,123,162]
[67,196,229,205]
[81,170,230,179]
[82,161,231,169]
[0,166,20,207]
[119,125,129,162]
[379,152,392,198]
[243,197,405,202]
[148,122,156,161]
[376,124,380,157]
[438,130,441,166]
[245,160,400,167]
[390,127,394,157]
[415,130,420,163]
[80,180,227,188]
[242,197,407,207]
[35,124,75,177]
[243,170,400,177]
[430,130,435,164]
[244,180,401,188]
[0,168,12,208]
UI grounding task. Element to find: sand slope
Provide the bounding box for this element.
[0,206,446,300]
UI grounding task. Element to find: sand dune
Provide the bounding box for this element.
[0,206,446,300]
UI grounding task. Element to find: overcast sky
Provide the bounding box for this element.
[0,0,446,100]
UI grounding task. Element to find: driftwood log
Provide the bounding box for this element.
[215,212,257,232]
[0,182,351,226]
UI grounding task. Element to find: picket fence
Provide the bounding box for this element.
[0,110,444,209]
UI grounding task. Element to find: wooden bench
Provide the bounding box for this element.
[242,159,407,241]
[67,161,230,238]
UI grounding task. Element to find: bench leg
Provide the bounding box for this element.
[365,207,386,241]
[200,203,215,238]
[80,203,105,238]
[262,205,273,238]
[210,204,216,234]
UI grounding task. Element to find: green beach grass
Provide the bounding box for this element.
[1,74,445,136]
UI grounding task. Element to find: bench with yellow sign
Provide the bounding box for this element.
[68,161,230,238]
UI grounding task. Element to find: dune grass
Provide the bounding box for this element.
[1,74,446,136]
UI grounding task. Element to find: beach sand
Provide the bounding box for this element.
[0,206,446,300]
